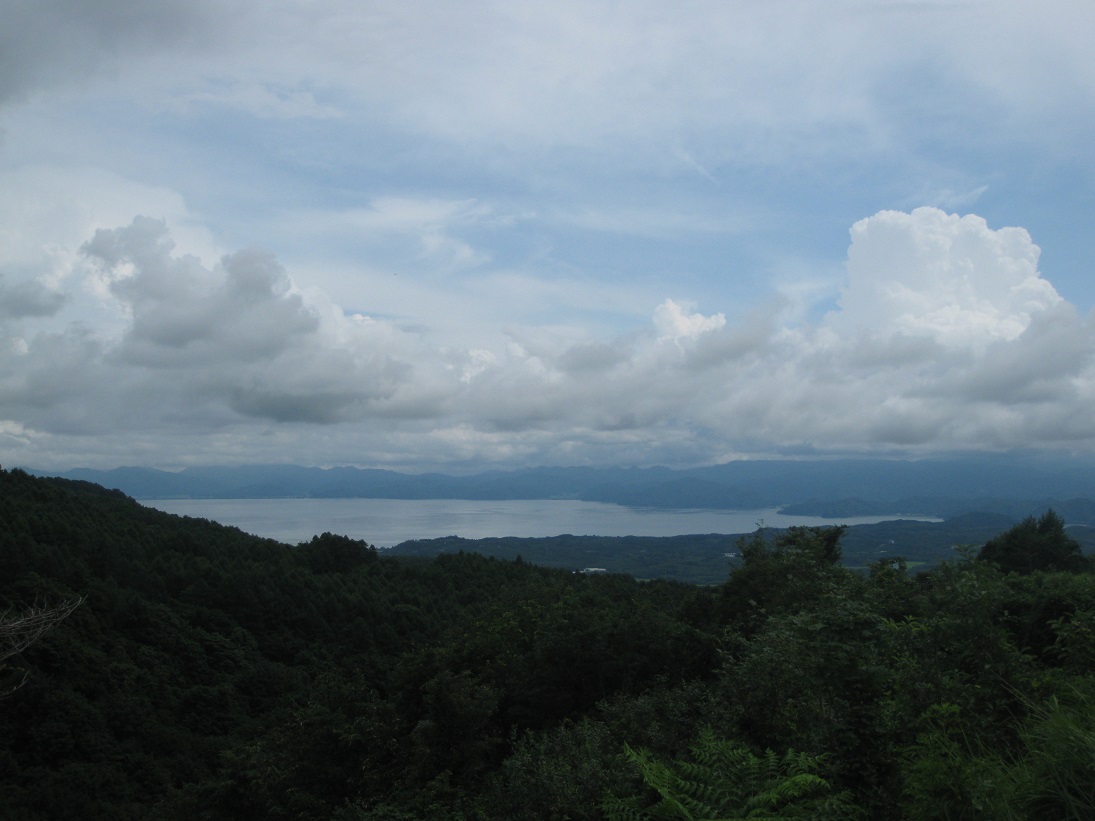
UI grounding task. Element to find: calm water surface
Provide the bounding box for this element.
[140,498,935,548]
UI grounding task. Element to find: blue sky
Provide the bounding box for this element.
[2,0,1095,471]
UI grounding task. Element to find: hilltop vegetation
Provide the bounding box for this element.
[2,467,1095,818]
[389,512,1095,584]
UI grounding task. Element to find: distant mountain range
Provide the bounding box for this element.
[28,453,1095,523]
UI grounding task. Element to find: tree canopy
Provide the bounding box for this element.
[978,509,1086,574]
[1,467,1094,818]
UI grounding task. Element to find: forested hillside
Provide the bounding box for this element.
[387,512,1095,584]
[2,467,1095,819]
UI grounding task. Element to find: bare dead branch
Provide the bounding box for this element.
[0,597,85,696]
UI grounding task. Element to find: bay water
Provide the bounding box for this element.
[140,497,934,548]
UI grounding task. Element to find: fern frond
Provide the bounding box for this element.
[608,730,863,821]
[603,794,650,821]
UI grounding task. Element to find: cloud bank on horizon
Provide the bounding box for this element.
[1,0,1094,470]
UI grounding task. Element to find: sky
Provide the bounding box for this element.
[2,0,1095,472]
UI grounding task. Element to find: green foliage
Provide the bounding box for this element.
[902,693,1095,821]
[603,727,861,820]
[883,558,1035,732]
[1051,608,1095,672]
[5,467,1095,818]
[977,509,1086,574]
[900,703,1018,820]
[0,468,725,817]
[719,587,901,811]
[478,718,630,820]
[0,596,83,696]
[390,516,1032,584]
[1010,691,1095,820]
[718,526,850,632]
[296,531,377,573]
[390,533,750,585]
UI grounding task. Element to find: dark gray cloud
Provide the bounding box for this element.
[0,0,218,106]
[229,387,370,425]
[84,218,319,367]
[557,340,632,374]
[0,276,65,318]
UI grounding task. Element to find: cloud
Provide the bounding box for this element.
[653,299,726,341]
[0,164,218,301]
[0,216,467,442]
[286,198,495,275]
[0,277,65,319]
[921,184,989,211]
[3,1,1094,474]
[452,207,1095,458]
[551,203,753,239]
[206,0,1095,169]
[0,0,219,105]
[833,208,1060,347]
[175,82,342,120]
[4,207,1095,470]
[83,218,320,366]
[15,0,1085,177]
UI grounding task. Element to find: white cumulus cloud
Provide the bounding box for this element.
[835,207,1061,347]
[3,207,1095,469]
[653,299,726,341]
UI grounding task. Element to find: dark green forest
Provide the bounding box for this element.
[387,511,1095,585]
[2,467,1095,819]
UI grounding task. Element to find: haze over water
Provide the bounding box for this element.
[141,498,937,548]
